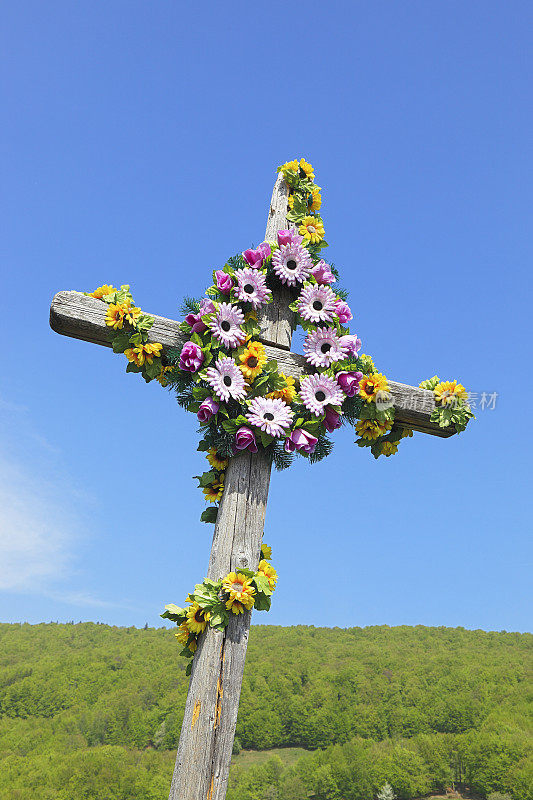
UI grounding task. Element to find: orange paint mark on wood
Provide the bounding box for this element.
[206,775,214,800]
[214,676,223,729]
[191,699,201,729]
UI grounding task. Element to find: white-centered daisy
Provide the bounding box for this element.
[303,327,348,368]
[234,268,272,309]
[205,356,247,402]
[297,284,337,324]
[271,243,313,286]
[300,373,345,417]
[209,303,247,349]
[246,397,294,437]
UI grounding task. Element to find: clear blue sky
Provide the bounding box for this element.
[1,1,531,632]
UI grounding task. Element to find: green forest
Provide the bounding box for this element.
[0,623,531,800]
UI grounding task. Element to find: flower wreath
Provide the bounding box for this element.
[84,159,474,645]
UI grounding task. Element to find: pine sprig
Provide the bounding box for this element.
[271,439,294,471]
[180,297,201,316]
[309,434,334,464]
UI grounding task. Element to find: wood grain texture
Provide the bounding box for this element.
[50,290,454,437]
[258,173,296,350]
[168,177,293,800]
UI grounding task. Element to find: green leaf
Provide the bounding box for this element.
[253,573,272,596]
[193,386,211,401]
[253,593,271,612]
[260,431,274,448]
[200,506,218,524]
[126,362,142,373]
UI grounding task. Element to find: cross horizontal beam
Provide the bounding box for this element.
[49,290,455,437]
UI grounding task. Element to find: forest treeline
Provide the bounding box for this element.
[0,623,531,799]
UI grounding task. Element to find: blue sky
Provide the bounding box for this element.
[1,1,531,632]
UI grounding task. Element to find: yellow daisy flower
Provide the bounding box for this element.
[401,428,414,439]
[309,186,322,211]
[186,603,210,634]
[355,419,393,440]
[278,159,299,175]
[358,373,389,403]
[267,373,297,404]
[298,158,315,180]
[260,543,272,560]
[90,284,116,300]
[124,342,163,367]
[105,302,128,330]
[434,380,468,406]
[299,215,325,244]
[202,476,224,503]
[239,342,267,381]
[123,302,142,326]
[222,572,255,612]
[206,448,228,471]
[380,441,399,457]
[175,622,196,652]
[257,560,278,591]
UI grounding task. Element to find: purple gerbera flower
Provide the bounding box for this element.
[209,303,247,349]
[272,243,313,286]
[205,356,247,403]
[297,284,337,324]
[246,397,294,438]
[234,267,272,309]
[303,327,349,368]
[300,374,345,417]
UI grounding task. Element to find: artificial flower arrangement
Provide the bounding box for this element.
[84,159,473,655]
[161,543,275,672]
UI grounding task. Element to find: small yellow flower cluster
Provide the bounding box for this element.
[355,418,393,440]
[239,341,267,382]
[124,342,162,367]
[433,380,468,406]
[358,373,389,403]
[267,373,297,404]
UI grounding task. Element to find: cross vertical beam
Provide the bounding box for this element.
[168,175,293,800]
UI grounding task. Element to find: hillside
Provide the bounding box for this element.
[0,623,531,799]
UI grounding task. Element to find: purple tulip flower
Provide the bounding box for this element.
[311,260,336,285]
[324,406,342,432]
[197,396,219,424]
[185,312,207,334]
[234,426,258,453]
[215,270,233,295]
[277,229,304,247]
[284,428,318,454]
[335,300,353,324]
[340,334,362,358]
[199,298,216,316]
[179,341,204,372]
[336,371,363,397]
[242,242,271,268]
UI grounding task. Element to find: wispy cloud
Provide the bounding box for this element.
[0,395,123,611]
[0,456,76,591]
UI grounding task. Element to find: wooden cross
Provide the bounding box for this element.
[49,174,456,800]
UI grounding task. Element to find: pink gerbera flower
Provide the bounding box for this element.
[206,356,247,402]
[300,373,345,417]
[297,284,337,324]
[271,243,313,286]
[234,268,272,309]
[209,303,247,349]
[246,397,294,437]
[303,327,348,368]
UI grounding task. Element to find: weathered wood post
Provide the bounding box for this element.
[167,174,294,800]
